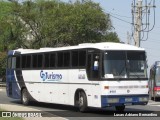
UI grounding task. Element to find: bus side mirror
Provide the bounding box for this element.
[93,61,99,71]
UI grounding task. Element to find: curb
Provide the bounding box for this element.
[0,88,67,120]
[0,104,66,120]
[0,84,6,87]
[0,82,6,87]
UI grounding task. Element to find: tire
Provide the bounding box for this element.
[77,91,88,112]
[21,88,30,105]
[154,96,157,101]
[115,106,125,111]
[151,97,154,100]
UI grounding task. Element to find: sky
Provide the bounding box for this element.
[63,0,160,69]
[90,0,160,70]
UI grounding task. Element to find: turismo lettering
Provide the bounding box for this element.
[40,70,62,81]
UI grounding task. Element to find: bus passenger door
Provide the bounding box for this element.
[87,53,101,107]
[87,53,100,79]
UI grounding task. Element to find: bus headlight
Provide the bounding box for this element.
[107,98,119,103]
[139,97,148,102]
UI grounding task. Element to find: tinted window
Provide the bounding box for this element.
[37,54,43,68]
[44,53,50,68]
[22,55,26,68]
[7,57,12,69]
[72,51,78,67]
[32,54,43,68]
[79,51,86,66]
[11,57,16,69]
[50,53,56,67]
[16,56,21,68]
[26,55,31,68]
[32,54,37,68]
[57,52,63,67]
[64,52,70,67]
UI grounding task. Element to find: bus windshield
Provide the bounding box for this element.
[103,51,147,79]
[156,67,160,86]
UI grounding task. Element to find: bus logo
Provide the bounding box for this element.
[40,70,62,81]
[127,90,130,93]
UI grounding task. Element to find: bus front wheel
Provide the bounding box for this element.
[76,91,88,112]
[21,88,30,106]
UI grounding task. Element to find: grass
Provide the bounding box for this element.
[0,108,24,120]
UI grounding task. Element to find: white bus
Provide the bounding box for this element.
[6,42,149,112]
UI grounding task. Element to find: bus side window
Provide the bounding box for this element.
[32,55,36,68]
[87,54,92,79]
[26,55,31,68]
[57,52,64,67]
[64,52,70,67]
[44,53,50,68]
[72,51,78,67]
[7,57,12,69]
[50,53,56,68]
[11,57,16,69]
[87,53,100,80]
[79,51,86,66]
[37,54,43,68]
[16,56,21,69]
[92,54,99,78]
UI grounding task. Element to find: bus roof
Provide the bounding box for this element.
[11,42,145,54]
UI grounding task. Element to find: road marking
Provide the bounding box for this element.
[149,105,160,107]
[148,104,160,107]
[0,89,2,91]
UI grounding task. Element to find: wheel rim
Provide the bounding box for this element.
[79,95,84,107]
[23,91,27,103]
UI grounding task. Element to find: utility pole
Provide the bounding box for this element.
[132,0,156,47]
[127,31,131,45]
[133,0,142,47]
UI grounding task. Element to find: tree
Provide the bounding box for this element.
[0,52,6,79]
[0,0,120,77]
[0,1,13,78]
[12,0,119,48]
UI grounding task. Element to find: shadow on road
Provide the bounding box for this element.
[10,100,159,117]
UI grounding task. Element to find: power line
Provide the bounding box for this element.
[131,0,156,46]
[108,14,132,24]
[106,10,132,19]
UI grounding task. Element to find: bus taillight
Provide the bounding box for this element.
[154,87,160,91]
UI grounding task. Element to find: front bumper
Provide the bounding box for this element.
[101,94,149,108]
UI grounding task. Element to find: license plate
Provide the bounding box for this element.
[124,103,132,106]
[125,98,132,102]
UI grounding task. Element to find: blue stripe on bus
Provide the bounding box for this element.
[101,95,149,108]
[8,50,14,56]
[6,69,21,99]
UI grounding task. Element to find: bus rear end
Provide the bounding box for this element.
[6,50,21,99]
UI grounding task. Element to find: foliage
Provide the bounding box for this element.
[0,52,7,78]
[0,0,120,76]
[10,0,119,48]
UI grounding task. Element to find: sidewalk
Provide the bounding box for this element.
[0,87,66,120]
[0,82,6,87]
[0,104,66,120]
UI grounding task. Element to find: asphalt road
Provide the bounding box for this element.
[1,87,160,120]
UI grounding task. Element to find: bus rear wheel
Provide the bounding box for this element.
[115,105,125,111]
[21,88,30,105]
